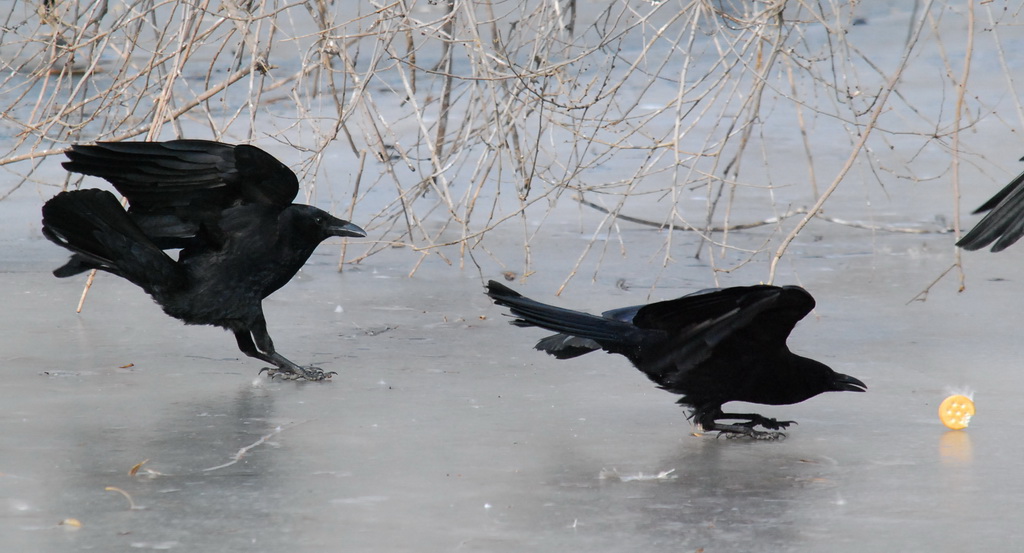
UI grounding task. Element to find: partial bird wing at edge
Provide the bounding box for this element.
[958,170,1024,252]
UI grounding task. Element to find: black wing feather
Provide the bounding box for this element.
[958,170,1024,251]
[643,286,815,384]
[62,140,299,245]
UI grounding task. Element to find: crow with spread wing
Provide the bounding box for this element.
[42,140,365,380]
[486,281,865,439]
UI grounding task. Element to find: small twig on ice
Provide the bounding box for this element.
[575,196,951,235]
[202,424,287,472]
[907,263,959,304]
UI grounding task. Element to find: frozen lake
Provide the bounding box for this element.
[4,1,1024,551]
[5,188,1024,551]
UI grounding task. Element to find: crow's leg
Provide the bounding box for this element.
[234,321,335,381]
[695,408,789,440]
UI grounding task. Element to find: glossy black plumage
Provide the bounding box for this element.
[486,281,866,438]
[958,167,1024,251]
[42,140,366,380]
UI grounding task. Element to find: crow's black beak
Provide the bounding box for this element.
[832,373,867,393]
[329,220,366,238]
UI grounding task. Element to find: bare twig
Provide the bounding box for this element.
[0,0,1008,294]
[202,425,287,472]
[575,196,951,235]
[768,0,937,284]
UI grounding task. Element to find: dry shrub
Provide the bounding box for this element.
[1,0,1017,287]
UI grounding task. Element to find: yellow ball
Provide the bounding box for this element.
[939,394,975,430]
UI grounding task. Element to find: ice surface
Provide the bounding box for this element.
[4,3,1024,551]
[5,200,1024,552]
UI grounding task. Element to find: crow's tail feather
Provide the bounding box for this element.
[42,189,182,291]
[485,280,642,357]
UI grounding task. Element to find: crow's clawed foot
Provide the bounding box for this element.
[260,366,337,381]
[740,416,795,431]
[704,416,795,440]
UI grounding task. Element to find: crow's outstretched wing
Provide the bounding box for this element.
[62,140,299,246]
[633,285,815,382]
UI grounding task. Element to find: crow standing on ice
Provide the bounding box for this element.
[41,140,366,380]
[958,165,1024,251]
[485,281,866,439]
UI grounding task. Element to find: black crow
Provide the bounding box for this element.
[958,167,1024,251]
[485,281,866,439]
[42,140,366,380]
